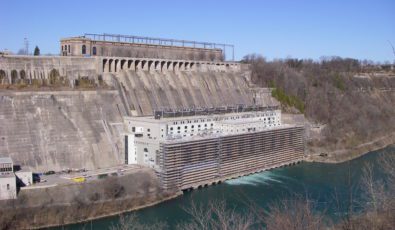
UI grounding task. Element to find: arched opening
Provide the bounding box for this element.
[120,60,126,70]
[11,70,18,84]
[49,69,60,85]
[82,45,86,55]
[142,60,147,70]
[92,47,97,55]
[114,59,119,72]
[148,61,153,71]
[128,60,133,69]
[19,70,26,83]
[103,59,107,72]
[135,60,140,70]
[109,59,113,72]
[0,70,7,84]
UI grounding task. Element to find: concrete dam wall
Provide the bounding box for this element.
[110,69,278,116]
[0,90,126,171]
[0,55,280,171]
[0,56,97,85]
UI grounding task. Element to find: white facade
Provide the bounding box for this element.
[0,175,16,200]
[0,157,16,200]
[124,110,282,169]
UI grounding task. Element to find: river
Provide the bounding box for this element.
[61,145,394,229]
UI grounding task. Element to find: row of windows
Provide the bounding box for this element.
[169,123,214,131]
[0,167,12,172]
[80,45,97,55]
[173,119,211,125]
[61,44,97,56]
[169,112,278,126]
[62,45,71,53]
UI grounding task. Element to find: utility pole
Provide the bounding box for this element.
[24,38,29,55]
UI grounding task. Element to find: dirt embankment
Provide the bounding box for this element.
[0,168,180,230]
[306,132,395,163]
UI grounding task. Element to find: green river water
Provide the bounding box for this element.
[58,145,394,229]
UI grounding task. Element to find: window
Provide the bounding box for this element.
[68,45,70,53]
[191,125,194,128]
[177,126,181,130]
[132,127,136,132]
[144,148,148,152]
[82,45,86,55]
[147,128,150,132]
[6,184,10,190]
[184,126,187,129]
[170,127,173,131]
[92,46,97,55]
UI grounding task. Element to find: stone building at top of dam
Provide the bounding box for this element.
[60,33,231,61]
[0,33,304,189]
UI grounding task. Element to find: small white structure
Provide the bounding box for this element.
[0,157,17,200]
[15,171,33,187]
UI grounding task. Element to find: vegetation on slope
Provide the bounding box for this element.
[243,54,395,153]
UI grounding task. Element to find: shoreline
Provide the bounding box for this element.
[3,135,394,229]
[29,192,182,230]
[305,132,395,164]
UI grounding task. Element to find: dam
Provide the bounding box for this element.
[0,33,305,191]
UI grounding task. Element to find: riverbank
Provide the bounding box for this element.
[0,168,180,230]
[66,146,394,229]
[1,138,393,229]
[306,132,395,163]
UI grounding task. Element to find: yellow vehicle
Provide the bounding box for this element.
[72,177,86,183]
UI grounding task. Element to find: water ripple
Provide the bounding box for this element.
[225,171,283,186]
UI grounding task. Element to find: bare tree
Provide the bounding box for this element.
[262,195,326,230]
[177,200,256,230]
[110,213,167,230]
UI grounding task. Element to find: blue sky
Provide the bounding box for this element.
[0,0,394,62]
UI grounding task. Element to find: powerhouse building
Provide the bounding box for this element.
[124,106,304,190]
[60,33,230,61]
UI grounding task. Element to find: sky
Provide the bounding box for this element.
[0,0,394,62]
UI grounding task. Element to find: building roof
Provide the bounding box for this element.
[0,157,13,164]
[125,109,280,124]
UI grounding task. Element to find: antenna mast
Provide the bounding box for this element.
[24,38,29,55]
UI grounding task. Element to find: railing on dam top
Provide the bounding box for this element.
[85,33,235,61]
[100,57,241,73]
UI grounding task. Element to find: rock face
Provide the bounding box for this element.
[0,90,126,171]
